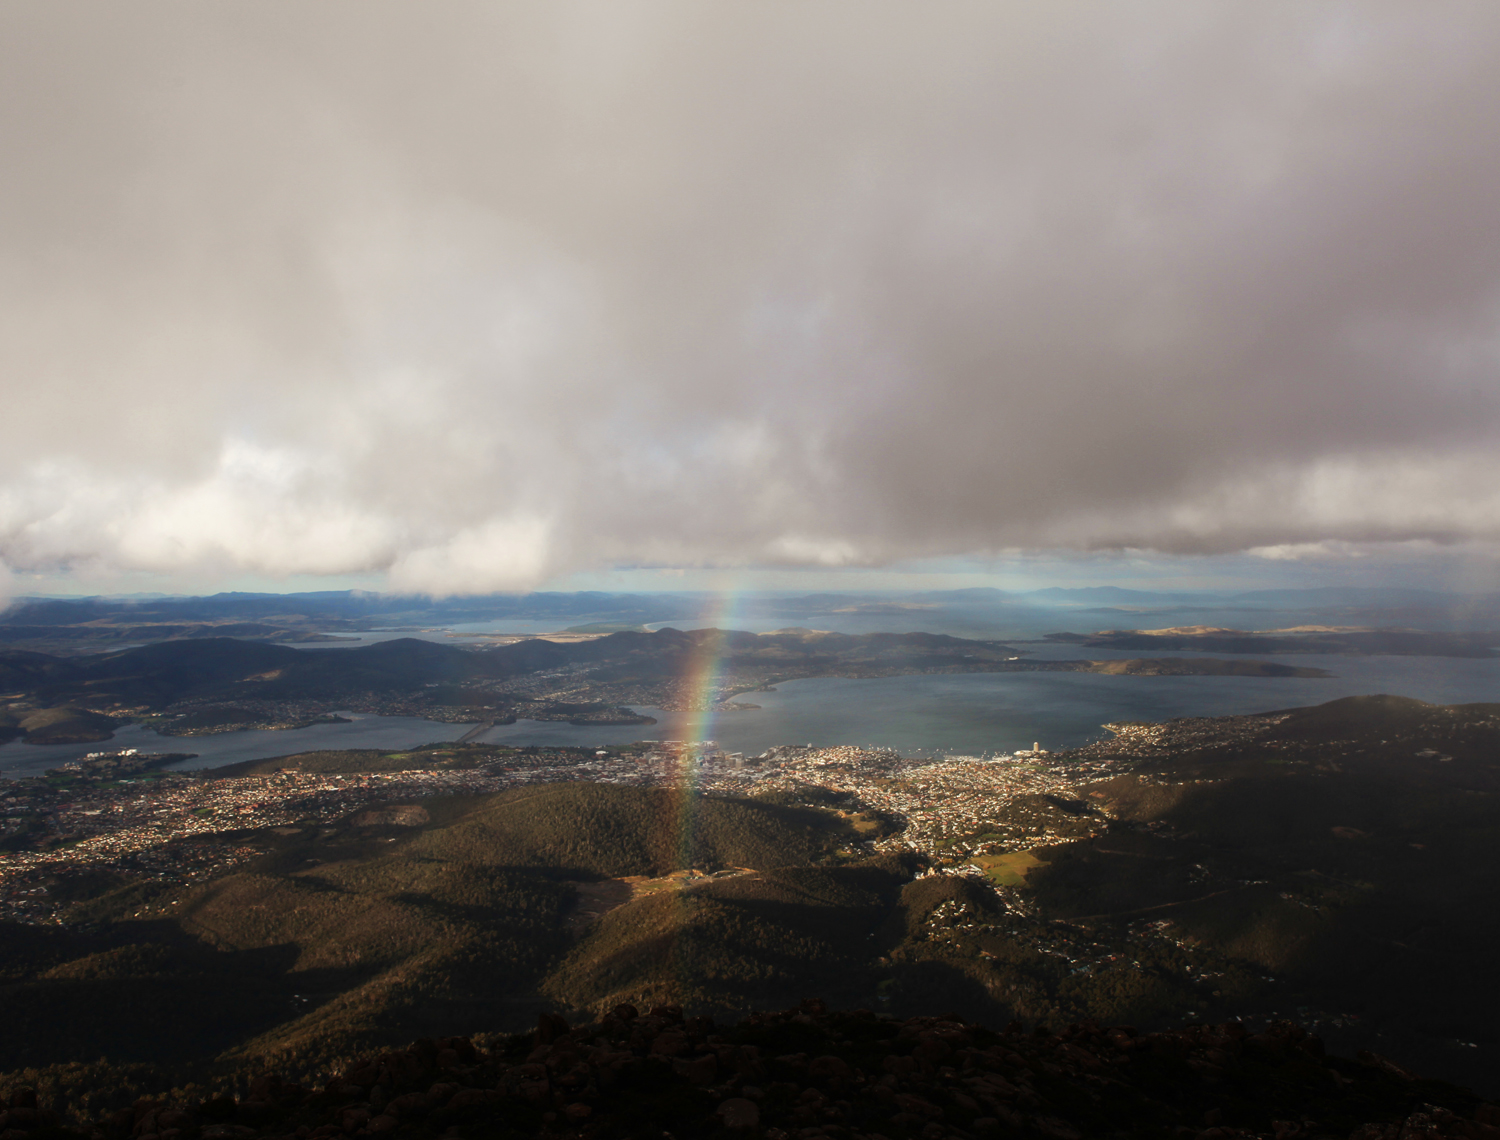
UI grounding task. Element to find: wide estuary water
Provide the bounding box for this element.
[3,648,1499,778]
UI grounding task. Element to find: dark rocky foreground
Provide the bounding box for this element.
[4,1002,1497,1140]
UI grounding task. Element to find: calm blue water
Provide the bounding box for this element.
[5,652,1497,778]
[686,650,1500,756]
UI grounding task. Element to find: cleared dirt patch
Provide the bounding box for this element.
[563,868,759,934]
[564,878,637,934]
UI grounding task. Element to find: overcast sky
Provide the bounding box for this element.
[4,2,1500,601]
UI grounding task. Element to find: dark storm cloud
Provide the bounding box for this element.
[3,2,1500,594]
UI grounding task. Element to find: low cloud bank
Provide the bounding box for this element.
[4,3,1500,592]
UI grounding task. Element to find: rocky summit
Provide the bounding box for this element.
[3,1001,1497,1140]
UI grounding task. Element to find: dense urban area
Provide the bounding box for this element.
[0,710,1292,926]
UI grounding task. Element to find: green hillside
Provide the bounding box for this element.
[0,781,852,1090]
[396,783,843,877]
[544,861,914,1017]
[0,705,118,745]
[1018,694,1500,1090]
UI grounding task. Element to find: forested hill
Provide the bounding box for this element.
[0,628,1035,708]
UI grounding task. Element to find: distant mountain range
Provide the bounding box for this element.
[6,585,1500,626]
[6,585,1500,657]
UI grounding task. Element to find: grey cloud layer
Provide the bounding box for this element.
[3,2,1500,592]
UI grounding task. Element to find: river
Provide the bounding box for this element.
[3,647,1498,778]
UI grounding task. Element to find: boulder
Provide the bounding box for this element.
[718,1097,760,1129]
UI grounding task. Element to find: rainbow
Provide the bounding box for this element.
[644,585,751,1007]
[668,585,745,869]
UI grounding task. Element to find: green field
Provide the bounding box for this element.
[972,849,1044,885]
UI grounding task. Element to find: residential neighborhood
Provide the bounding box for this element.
[0,728,1164,926]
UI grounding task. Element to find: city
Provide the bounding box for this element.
[0,720,1181,927]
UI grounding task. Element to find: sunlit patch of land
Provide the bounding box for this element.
[971,849,1044,886]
